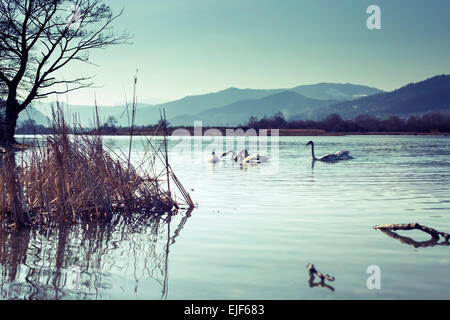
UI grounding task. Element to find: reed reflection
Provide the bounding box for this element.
[0,209,191,299]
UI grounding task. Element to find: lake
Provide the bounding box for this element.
[2,134,450,299]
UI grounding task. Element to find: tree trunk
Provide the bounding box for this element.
[0,100,20,146]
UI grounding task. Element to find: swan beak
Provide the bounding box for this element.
[221,152,227,157]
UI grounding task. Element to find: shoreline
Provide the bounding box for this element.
[86,128,450,137]
[15,128,450,137]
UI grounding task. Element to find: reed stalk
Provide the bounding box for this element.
[0,101,194,230]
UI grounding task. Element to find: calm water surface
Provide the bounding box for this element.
[2,135,450,299]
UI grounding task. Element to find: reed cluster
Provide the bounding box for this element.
[0,106,193,230]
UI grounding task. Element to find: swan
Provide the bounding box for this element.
[334,150,353,160]
[221,149,270,165]
[221,149,249,163]
[207,151,220,163]
[242,153,271,164]
[306,141,353,162]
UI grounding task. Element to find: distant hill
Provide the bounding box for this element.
[0,101,49,127]
[0,100,49,127]
[27,82,385,127]
[32,102,149,127]
[149,83,382,126]
[23,76,450,127]
[171,91,337,126]
[18,106,50,126]
[32,88,287,127]
[314,75,450,119]
[149,83,381,124]
[290,83,382,101]
[136,87,285,125]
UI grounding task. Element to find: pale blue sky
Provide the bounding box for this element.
[57,0,450,105]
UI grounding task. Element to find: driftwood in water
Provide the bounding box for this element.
[307,264,335,281]
[374,223,450,248]
[307,264,335,291]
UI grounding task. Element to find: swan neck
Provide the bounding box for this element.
[310,143,317,160]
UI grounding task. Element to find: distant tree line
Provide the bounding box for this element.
[14,112,450,134]
[15,119,52,135]
[245,112,450,133]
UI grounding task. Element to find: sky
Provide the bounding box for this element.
[54,0,450,106]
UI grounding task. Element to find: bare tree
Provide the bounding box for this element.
[0,0,129,145]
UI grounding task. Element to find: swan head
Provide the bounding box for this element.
[306,141,314,147]
[211,151,216,155]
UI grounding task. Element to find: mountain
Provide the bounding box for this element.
[0,100,49,126]
[135,83,381,126]
[290,83,382,101]
[32,87,287,127]
[18,106,50,126]
[170,91,337,126]
[315,75,450,119]
[138,87,285,124]
[138,97,167,105]
[17,76,450,127]
[32,102,153,127]
[28,82,385,127]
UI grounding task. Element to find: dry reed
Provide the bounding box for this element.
[0,104,194,230]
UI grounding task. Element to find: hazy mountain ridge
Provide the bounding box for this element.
[26,76,450,128]
[0,100,49,127]
[18,107,50,126]
[290,83,382,101]
[171,91,338,126]
[314,75,450,120]
[32,102,151,127]
[131,87,286,125]
[156,83,382,125]
[30,82,382,127]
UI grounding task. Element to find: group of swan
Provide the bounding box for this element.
[207,149,270,165]
[221,149,249,163]
[207,141,353,164]
[306,140,353,162]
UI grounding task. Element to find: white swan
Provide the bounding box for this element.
[334,150,353,160]
[242,154,271,164]
[207,151,220,163]
[221,149,270,165]
[221,149,249,163]
[306,141,353,162]
[242,152,271,164]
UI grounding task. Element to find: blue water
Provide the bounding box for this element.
[2,135,450,299]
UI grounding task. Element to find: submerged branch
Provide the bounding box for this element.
[306,264,335,292]
[374,223,450,248]
[307,264,335,282]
